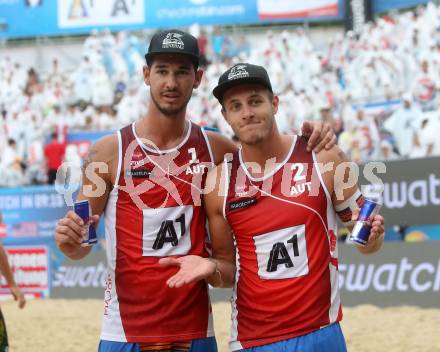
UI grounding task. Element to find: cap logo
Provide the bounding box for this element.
[228,65,249,80]
[162,33,184,50]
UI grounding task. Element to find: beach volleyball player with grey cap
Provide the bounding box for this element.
[54,29,336,352]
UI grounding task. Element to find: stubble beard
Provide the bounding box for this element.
[241,133,265,146]
[238,118,274,146]
[150,91,190,117]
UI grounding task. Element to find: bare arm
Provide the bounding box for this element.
[317,145,385,254]
[159,162,236,288]
[0,246,25,308]
[55,134,118,260]
[203,163,236,287]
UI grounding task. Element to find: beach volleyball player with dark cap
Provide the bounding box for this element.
[55,29,336,352]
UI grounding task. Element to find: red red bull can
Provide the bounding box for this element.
[348,198,381,246]
[74,200,98,246]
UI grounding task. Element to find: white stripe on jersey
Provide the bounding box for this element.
[200,127,215,168]
[312,151,340,324]
[101,131,126,341]
[230,239,243,351]
[222,157,231,220]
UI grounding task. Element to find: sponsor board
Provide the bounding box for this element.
[0,186,69,237]
[339,242,440,307]
[360,156,440,226]
[404,225,440,241]
[145,0,257,27]
[1,0,346,39]
[373,0,429,13]
[257,0,341,20]
[344,0,373,34]
[211,243,440,307]
[58,0,145,28]
[0,246,50,298]
[52,244,440,307]
[0,0,423,39]
[51,250,106,298]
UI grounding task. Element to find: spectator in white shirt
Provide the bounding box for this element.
[410,117,440,158]
[91,66,114,107]
[0,139,25,187]
[377,139,400,161]
[72,57,93,104]
[383,94,423,157]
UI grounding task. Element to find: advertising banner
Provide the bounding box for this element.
[51,248,106,298]
[57,0,145,29]
[211,242,440,307]
[0,0,258,38]
[404,224,440,241]
[359,156,440,226]
[144,0,258,28]
[257,0,343,20]
[0,246,50,298]
[0,186,68,238]
[344,0,373,33]
[372,0,429,13]
[51,243,440,308]
[339,242,440,307]
[1,0,345,39]
[0,0,148,39]
[0,0,54,38]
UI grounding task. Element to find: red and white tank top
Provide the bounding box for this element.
[102,121,214,343]
[224,136,341,351]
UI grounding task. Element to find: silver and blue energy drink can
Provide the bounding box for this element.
[74,200,98,246]
[348,198,382,246]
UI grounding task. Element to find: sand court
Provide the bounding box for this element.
[2,299,439,351]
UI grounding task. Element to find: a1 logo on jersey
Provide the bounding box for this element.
[142,206,193,256]
[253,224,309,280]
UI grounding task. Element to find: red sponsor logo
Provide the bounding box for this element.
[0,246,49,297]
[329,230,337,252]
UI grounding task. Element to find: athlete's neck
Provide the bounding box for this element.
[241,130,294,178]
[136,110,189,151]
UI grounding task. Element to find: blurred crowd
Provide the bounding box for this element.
[0,3,440,187]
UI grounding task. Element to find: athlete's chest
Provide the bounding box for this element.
[226,162,327,230]
[226,163,329,276]
[121,143,211,193]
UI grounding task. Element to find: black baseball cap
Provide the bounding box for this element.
[213,63,273,103]
[145,29,199,67]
